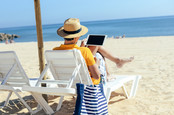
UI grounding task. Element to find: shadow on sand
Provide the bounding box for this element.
[0,91,126,114]
[0,95,76,115]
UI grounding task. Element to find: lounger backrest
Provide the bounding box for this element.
[45,49,93,88]
[0,51,29,87]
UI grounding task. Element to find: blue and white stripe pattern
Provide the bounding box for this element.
[74,83,108,115]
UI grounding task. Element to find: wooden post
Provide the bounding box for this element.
[34,0,45,75]
[34,0,47,102]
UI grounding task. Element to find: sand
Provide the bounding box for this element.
[0,36,174,114]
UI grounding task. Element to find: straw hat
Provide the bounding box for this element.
[57,18,88,38]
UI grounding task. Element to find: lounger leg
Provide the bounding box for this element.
[121,85,129,99]
[32,104,43,114]
[104,88,112,103]
[56,96,64,111]
[129,76,141,97]
[13,90,34,114]
[0,91,12,108]
[31,93,54,115]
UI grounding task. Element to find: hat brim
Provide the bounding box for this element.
[57,25,88,38]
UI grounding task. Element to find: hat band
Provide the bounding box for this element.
[63,28,82,34]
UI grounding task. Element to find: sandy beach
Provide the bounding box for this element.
[0,36,174,114]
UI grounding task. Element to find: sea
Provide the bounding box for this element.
[0,15,174,42]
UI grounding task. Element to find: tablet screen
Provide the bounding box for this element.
[86,35,107,46]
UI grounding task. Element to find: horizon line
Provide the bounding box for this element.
[0,14,174,29]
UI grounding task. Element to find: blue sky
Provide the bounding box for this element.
[0,0,174,28]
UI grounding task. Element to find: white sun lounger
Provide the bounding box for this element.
[0,51,39,114]
[22,49,93,114]
[22,49,141,114]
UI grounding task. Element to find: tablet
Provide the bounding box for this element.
[86,35,107,46]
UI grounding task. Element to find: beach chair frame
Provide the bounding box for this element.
[22,49,94,114]
[23,49,141,114]
[0,51,40,114]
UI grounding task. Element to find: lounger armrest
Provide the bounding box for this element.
[22,86,76,96]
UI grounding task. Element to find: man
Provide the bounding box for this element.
[53,18,134,85]
[53,18,101,85]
